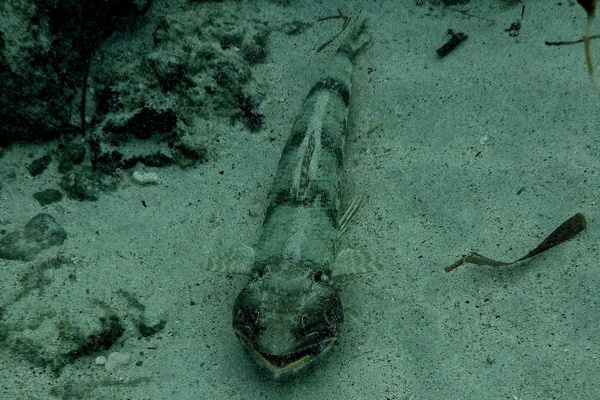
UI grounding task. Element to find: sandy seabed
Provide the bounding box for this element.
[1,1,599,399]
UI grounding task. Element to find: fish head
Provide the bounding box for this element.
[232,259,343,379]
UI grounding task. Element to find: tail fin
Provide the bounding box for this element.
[337,19,371,63]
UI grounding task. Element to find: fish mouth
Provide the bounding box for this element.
[234,332,337,379]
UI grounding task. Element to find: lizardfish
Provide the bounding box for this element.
[204,20,382,379]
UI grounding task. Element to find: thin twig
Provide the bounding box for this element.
[545,34,600,46]
[316,9,351,53]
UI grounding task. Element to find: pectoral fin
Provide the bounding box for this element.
[338,195,366,239]
[332,248,384,276]
[203,245,255,274]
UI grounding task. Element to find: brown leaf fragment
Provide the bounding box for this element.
[517,213,587,261]
[444,213,587,273]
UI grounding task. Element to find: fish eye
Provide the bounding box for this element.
[313,271,322,282]
[313,271,330,283]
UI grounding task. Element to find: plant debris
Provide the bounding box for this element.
[504,4,525,37]
[436,29,468,58]
[545,35,600,46]
[445,213,587,272]
[576,0,600,95]
[316,9,351,53]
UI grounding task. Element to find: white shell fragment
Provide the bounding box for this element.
[105,351,131,371]
[132,171,159,185]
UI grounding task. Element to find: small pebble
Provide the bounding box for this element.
[132,171,159,185]
[105,351,131,371]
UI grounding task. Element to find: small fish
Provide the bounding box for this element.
[204,20,382,379]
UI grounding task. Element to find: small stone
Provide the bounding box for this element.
[132,171,159,185]
[95,355,107,365]
[105,352,131,372]
[33,189,63,206]
[27,154,52,177]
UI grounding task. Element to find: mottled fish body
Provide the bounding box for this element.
[204,21,382,379]
[256,75,350,274]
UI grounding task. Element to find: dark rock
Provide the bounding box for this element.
[27,154,52,177]
[33,189,64,206]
